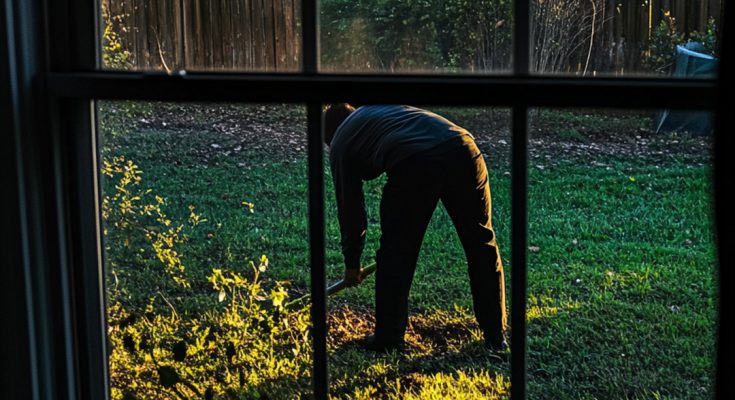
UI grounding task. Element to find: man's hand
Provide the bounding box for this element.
[344,268,365,287]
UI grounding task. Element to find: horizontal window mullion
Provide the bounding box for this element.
[46,73,717,110]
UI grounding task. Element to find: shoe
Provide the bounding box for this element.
[484,338,509,353]
[356,334,404,353]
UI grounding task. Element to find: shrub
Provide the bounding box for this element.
[102,156,312,399]
[645,15,718,75]
[688,17,719,57]
[101,2,132,69]
[320,0,512,72]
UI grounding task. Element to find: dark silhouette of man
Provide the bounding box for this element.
[324,104,507,352]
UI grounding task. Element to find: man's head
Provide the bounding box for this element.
[323,103,356,146]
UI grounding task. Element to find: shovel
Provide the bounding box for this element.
[285,262,377,308]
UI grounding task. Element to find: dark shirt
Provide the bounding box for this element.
[329,105,474,269]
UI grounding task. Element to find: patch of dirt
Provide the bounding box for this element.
[326,304,486,356]
[327,304,376,349]
[409,313,478,351]
[129,102,308,162]
[470,109,712,169]
[111,103,712,169]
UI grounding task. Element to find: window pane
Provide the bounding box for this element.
[324,105,513,397]
[100,1,302,71]
[97,102,313,398]
[320,1,513,73]
[530,0,723,77]
[527,108,716,397]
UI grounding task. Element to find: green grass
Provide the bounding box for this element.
[526,161,716,399]
[100,103,716,399]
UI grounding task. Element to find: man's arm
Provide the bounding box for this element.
[332,158,367,271]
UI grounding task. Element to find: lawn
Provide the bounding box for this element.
[99,102,716,399]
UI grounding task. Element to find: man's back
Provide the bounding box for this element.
[330,105,473,180]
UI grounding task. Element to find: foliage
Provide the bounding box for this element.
[102,156,312,399]
[644,17,685,74]
[101,1,132,69]
[689,17,719,57]
[645,15,719,75]
[438,0,512,71]
[531,0,606,74]
[101,155,193,290]
[321,0,439,71]
[320,0,512,72]
[322,1,721,75]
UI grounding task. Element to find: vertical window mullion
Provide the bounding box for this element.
[307,103,328,400]
[303,0,318,74]
[510,106,529,400]
[512,1,530,400]
[302,1,327,399]
[514,0,530,76]
[57,98,110,400]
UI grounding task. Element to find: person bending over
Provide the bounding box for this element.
[324,103,507,352]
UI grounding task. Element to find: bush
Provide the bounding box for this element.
[688,17,719,57]
[645,17,685,74]
[320,0,512,72]
[101,2,132,69]
[102,156,312,399]
[645,15,718,75]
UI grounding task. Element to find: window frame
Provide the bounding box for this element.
[5,0,727,399]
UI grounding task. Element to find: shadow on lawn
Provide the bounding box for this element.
[326,304,512,398]
[323,298,585,398]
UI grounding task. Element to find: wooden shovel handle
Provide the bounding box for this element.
[285,262,377,308]
[326,262,377,296]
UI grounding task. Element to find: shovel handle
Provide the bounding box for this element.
[286,262,377,308]
[326,262,377,296]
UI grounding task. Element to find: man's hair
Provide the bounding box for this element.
[323,103,355,145]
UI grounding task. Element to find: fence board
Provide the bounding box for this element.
[244,0,253,69]
[293,0,301,69]
[136,0,148,68]
[255,0,266,70]
[263,0,276,71]
[284,0,295,70]
[214,0,222,68]
[231,0,243,68]
[274,0,284,69]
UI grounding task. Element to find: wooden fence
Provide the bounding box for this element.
[103,0,722,73]
[104,0,301,71]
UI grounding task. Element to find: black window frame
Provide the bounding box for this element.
[3,0,730,399]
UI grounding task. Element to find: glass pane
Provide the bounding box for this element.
[97,102,313,398]
[323,105,513,397]
[527,108,716,397]
[100,0,302,71]
[320,1,513,73]
[530,0,723,77]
